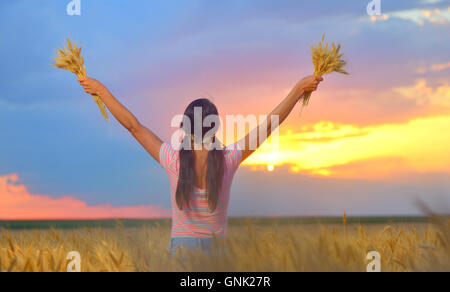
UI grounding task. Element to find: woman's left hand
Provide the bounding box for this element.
[298,75,323,93]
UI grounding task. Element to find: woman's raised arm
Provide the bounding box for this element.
[239,75,323,162]
[78,77,163,162]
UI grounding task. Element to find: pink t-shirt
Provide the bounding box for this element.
[159,142,242,238]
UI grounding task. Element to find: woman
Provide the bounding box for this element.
[78,74,323,256]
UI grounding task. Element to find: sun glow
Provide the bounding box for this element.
[243,115,450,179]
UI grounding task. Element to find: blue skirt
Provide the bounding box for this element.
[168,237,216,257]
[169,237,231,258]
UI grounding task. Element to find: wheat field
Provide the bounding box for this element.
[0,218,448,272]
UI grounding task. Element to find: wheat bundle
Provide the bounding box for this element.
[301,34,349,107]
[54,39,109,121]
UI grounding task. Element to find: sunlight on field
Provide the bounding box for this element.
[0,219,448,272]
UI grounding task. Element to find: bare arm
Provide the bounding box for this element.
[240,75,323,162]
[78,77,163,162]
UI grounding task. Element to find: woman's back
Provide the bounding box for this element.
[192,149,209,190]
[159,142,242,238]
[78,75,322,255]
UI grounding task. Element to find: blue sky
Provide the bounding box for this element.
[1,0,449,218]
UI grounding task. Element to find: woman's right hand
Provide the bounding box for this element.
[298,75,323,93]
[78,77,108,96]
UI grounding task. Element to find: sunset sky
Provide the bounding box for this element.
[0,0,449,219]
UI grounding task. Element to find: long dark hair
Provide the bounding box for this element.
[176,99,225,212]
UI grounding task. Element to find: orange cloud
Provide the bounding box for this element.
[416,61,450,74]
[383,7,450,26]
[0,174,170,220]
[264,78,450,130]
[370,14,389,23]
[394,79,450,107]
[314,156,413,180]
[430,62,450,72]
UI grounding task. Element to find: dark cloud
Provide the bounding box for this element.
[230,165,450,216]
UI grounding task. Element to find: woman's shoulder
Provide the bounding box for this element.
[223,142,238,153]
[160,142,179,156]
[159,143,180,171]
[224,141,243,151]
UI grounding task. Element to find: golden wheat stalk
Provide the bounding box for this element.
[54,39,109,121]
[301,34,349,108]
